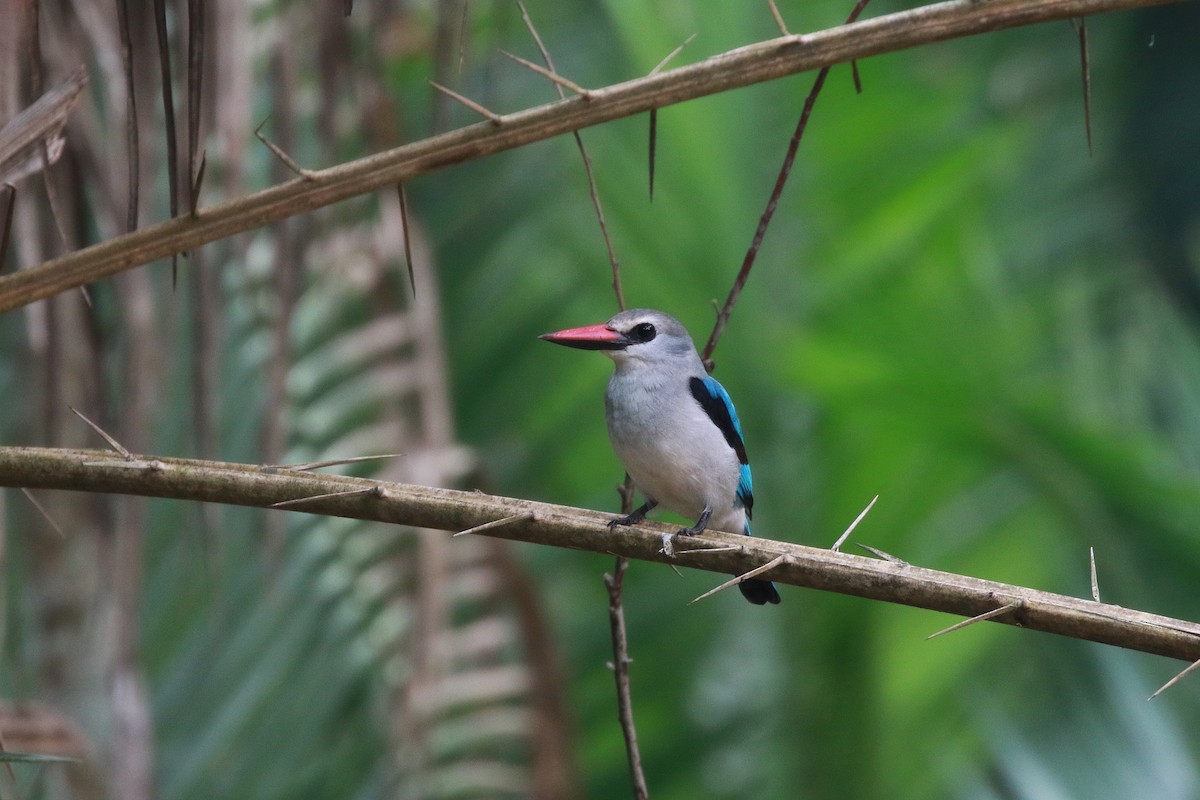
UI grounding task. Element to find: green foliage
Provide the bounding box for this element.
[427,2,1200,798]
[5,1,1199,799]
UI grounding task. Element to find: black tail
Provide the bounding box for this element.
[739,578,781,605]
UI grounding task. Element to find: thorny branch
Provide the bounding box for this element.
[0,0,1182,313]
[5,446,1200,671]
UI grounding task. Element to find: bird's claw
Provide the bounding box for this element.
[676,506,712,538]
[608,506,652,529]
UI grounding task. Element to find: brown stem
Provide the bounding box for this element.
[605,557,649,799]
[4,446,1200,665]
[0,0,1178,314]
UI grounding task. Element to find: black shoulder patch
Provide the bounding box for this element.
[688,376,748,465]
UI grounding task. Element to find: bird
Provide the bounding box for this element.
[540,308,781,605]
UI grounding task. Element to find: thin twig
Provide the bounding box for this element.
[690,553,789,604]
[69,406,133,459]
[927,600,1022,639]
[605,558,650,800]
[701,0,874,364]
[831,494,879,552]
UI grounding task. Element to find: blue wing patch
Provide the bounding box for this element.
[689,375,754,520]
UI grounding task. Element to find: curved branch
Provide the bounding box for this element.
[0,0,1181,313]
[3,446,1199,662]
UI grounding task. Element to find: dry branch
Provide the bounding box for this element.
[0,0,1181,313]
[4,446,1200,664]
[0,67,87,186]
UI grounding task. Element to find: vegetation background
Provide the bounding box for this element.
[2,0,1199,798]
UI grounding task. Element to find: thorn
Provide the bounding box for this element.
[452,511,535,538]
[501,50,591,98]
[21,489,65,537]
[857,543,908,565]
[1090,546,1101,603]
[678,543,744,555]
[1074,17,1094,157]
[190,148,207,215]
[83,459,164,471]
[0,183,14,274]
[767,0,790,35]
[648,108,657,201]
[427,80,504,125]
[690,553,788,604]
[926,600,1023,640]
[271,485,386,509]
[649,33,697,77]
[667,563,684,578]
[851,60,864,94]
[264,453,405,471]
[254,117,319,180]
[831,494,879,552]
[396,183,416,296]
[69,406,133,460]
[1149,658,1200,700]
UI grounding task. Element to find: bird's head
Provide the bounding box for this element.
[540,308,699,367]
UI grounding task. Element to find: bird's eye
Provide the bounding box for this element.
[629,322,657,343]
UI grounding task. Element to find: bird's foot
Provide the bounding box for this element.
[607,512,643,530]
[607,500,656,530]
[676,506,713,537]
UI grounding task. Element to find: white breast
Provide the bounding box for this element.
[605,370,745,533]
